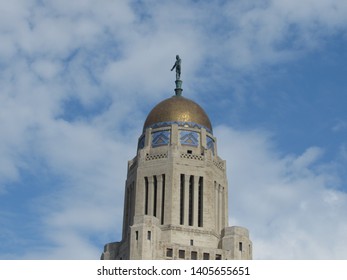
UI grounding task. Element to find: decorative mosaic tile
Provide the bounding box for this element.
[180,130,199,147]
[152,130,170,147]
[207,136,215,155]
[145,121,212,134]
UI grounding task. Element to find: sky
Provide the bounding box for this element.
[0,0,347,260]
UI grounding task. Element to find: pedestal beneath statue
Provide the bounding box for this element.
[175,79,183,96]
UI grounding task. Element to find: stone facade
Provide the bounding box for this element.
[101,95,252,260]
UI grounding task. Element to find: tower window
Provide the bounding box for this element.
[153,176,157,217]
[147,231,151,240]
[188,175,194,226]
[180,174,185,225]
[198,176,203,227]
[190,239,194,246]
[145,177,149,215]
[166,248,173,258]
[161,174,165,225]
[203,253,209,260]
[239,242,243,251]
[179,250,185,259]
[135,231,139,240]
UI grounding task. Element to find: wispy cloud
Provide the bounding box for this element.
[217,126,347,259]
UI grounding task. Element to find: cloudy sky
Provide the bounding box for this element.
[1,0,347,260]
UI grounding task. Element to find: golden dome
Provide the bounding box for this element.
[143,95,212,132]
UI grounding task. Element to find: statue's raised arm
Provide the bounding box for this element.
[171,55,181,80]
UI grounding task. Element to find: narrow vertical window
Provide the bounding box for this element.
[135,231,138,240]
[147,231,151,240]
[188,175,194,226]
[153,176,157,217]
[180,174,185,225]
[239,242,243,251]
[161,174,165,224]
[145,177,149,215]
[198,176,203,227]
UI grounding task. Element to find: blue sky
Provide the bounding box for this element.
[1,0,347,259]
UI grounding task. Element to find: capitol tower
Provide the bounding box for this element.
[101,57,252,260]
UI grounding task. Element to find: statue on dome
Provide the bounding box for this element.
[171,55,181,80]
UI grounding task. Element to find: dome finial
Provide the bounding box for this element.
[170,55,183,96]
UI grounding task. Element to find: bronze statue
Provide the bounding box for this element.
[171,55,181,80]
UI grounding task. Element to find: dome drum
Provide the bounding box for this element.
[137,124,216,157]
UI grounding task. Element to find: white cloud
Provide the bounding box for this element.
[31,59,62,80]
[220,0,347,68]
[216,126,347,259]
[4,117,134,259]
